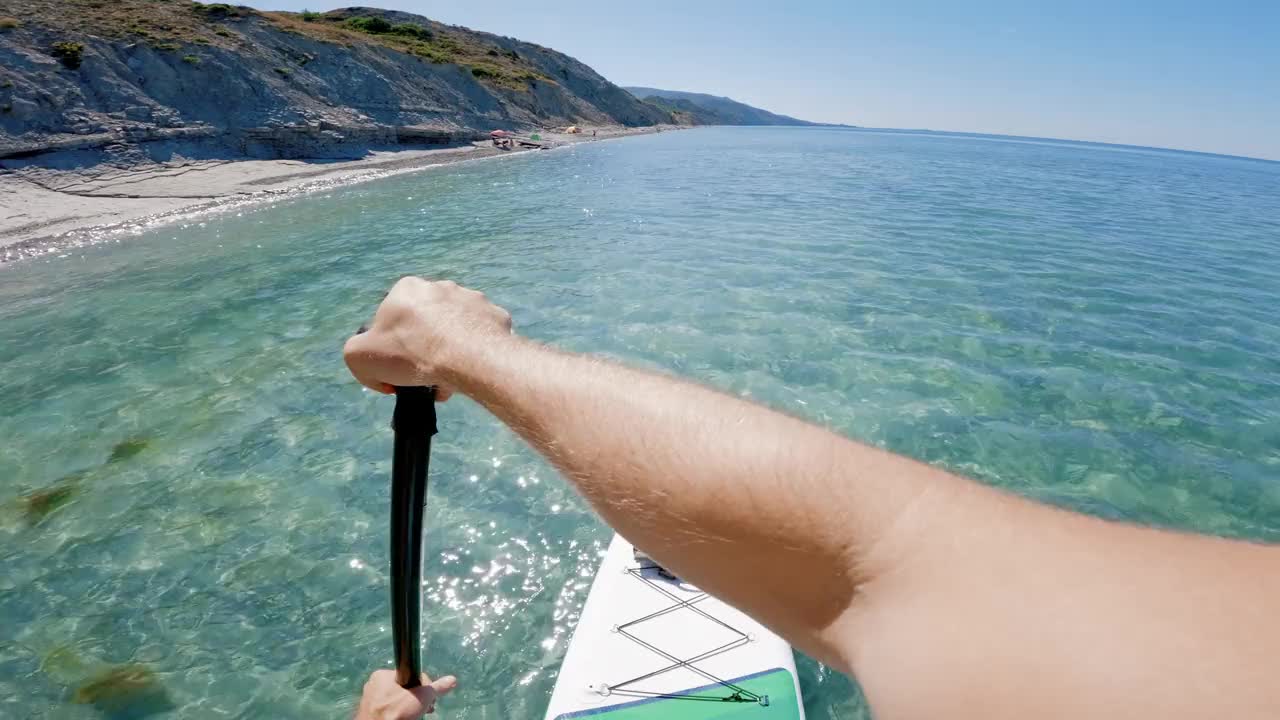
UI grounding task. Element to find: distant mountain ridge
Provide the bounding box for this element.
[624,87,838,127]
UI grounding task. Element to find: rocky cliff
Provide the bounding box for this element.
[0,1,671,162]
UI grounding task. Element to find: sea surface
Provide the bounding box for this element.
[2,127,1279,719]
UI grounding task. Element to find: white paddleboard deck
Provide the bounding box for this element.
[544,534,805,720]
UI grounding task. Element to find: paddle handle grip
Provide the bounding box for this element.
[389,385,437,689]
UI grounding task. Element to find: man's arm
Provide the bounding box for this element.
[345,278,1280,719]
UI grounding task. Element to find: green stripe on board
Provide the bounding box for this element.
[553,668,800,720]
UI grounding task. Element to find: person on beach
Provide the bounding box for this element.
[347,277,1280,720]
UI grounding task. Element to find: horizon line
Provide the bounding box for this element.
[618,86,1276,164]
[846,126,1280,164]
[681,123,1278,165]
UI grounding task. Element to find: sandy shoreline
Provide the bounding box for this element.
[0,125,675,264]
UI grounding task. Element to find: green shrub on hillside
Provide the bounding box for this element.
[213,27,233,37]
[319,12,531,84]
[300,10,321,21]
[273,66,291,76]
[344,16,433,42]
[154,42,180,51]
[472,63,516,85]
[0,17,21,30]
[389,23,431,40]
[51,41,84,69]
[466,62,540,90]
[182,54,201,64]
[409,43,451,63]
[433,36,460,53]
[344,16,392,34]
[192,3,241,17]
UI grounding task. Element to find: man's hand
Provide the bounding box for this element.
[344,277,513,398]
[354,670,457,720]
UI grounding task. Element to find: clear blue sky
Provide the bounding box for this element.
[265,1,1280,160]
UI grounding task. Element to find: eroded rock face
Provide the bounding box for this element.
[0,4,669,162]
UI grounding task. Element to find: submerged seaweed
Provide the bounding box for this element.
[18,470,86,526]
[14,436,152,526]
[72,663,174,718]
[108,437,151,463]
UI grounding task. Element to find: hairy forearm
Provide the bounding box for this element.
[349,278,1280,719]
[446,336,1280,718]
[445,335,967,665]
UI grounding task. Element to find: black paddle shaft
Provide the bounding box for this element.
[389,385,438,689]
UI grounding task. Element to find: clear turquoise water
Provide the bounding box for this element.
[2,127,1279,719]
